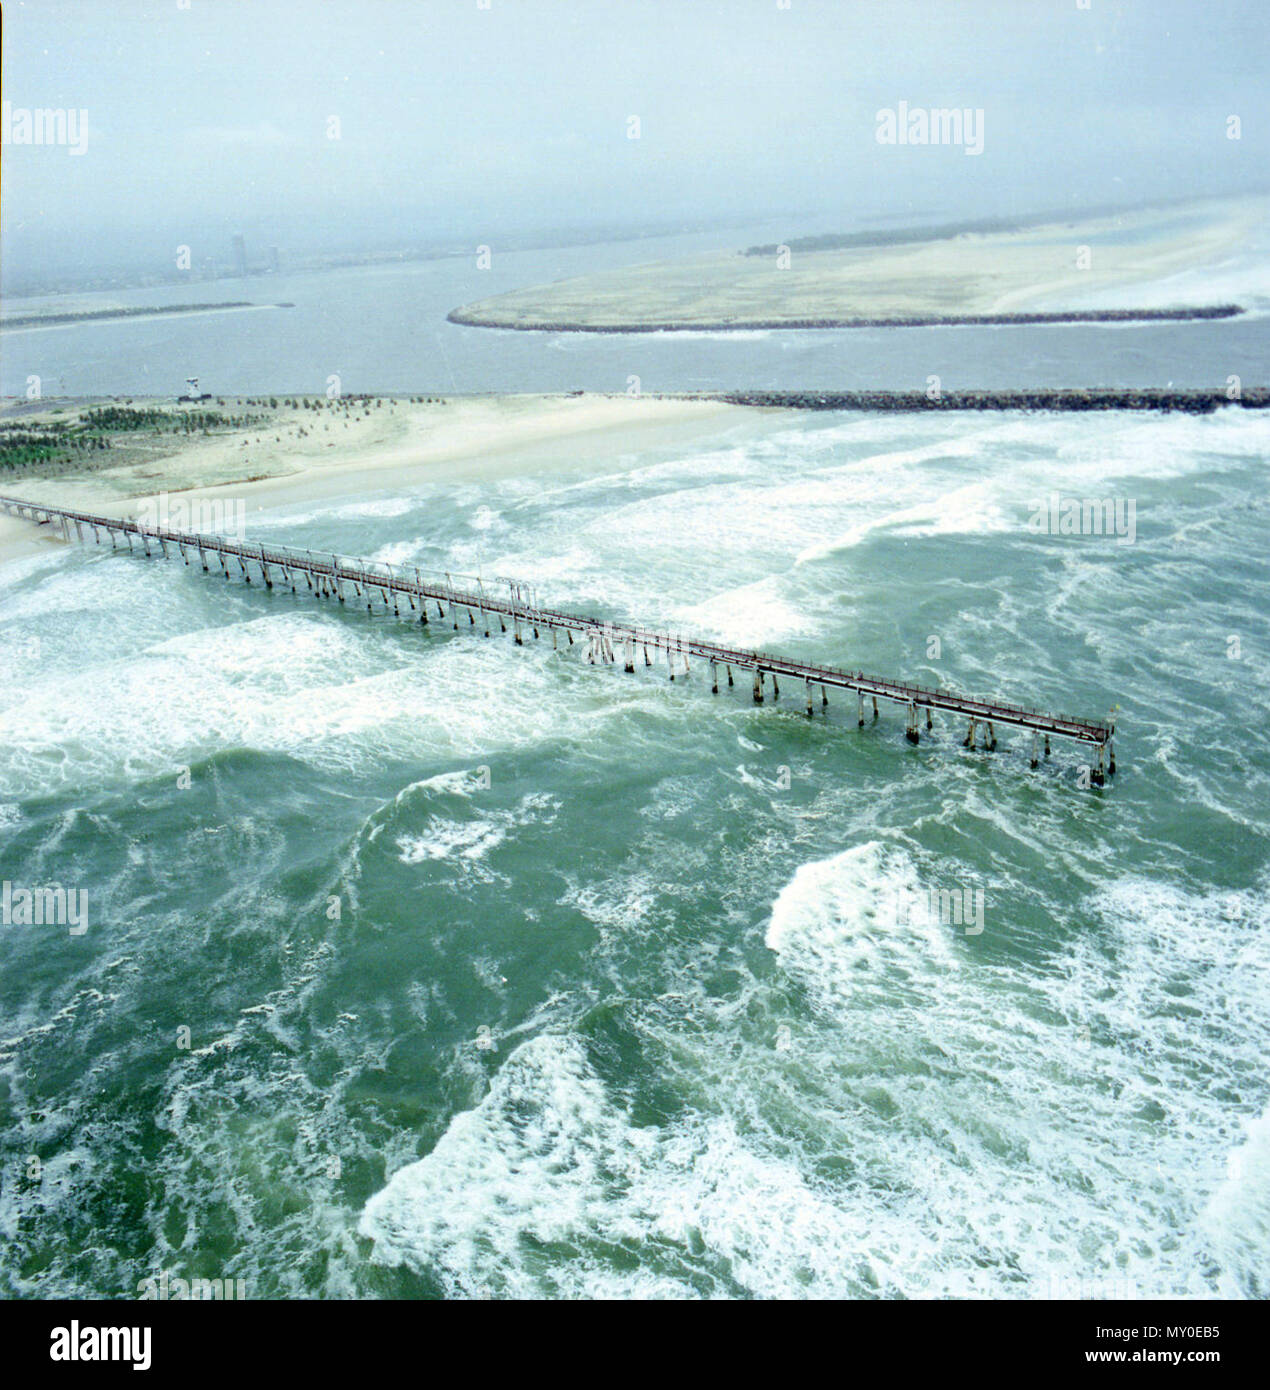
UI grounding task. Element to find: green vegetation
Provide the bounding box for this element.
[0,397,450,481]
[0,405,269,480]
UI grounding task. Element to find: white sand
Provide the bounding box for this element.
[0,393,751,567]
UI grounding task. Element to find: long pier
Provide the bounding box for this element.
[0,494,1118,784]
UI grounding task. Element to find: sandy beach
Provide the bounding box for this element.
[449,197,1267,330]
[0,393,752,567]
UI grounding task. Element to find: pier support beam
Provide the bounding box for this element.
[872,696,879,722]
[711,660,718,694]
[986,721,997,752]
[905,700,920,744]
[1092,743,1106,787]
[753,669,764,705]
[963,718,977,749]
[806,679,814,717]
[858,691,865,727]
[1030,730,1040,769]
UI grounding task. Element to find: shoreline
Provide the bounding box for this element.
[447,304,1244,333]
[0,303,289,335]
[4,384,1265,572]
[0,393,752,570]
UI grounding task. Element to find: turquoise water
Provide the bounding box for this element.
[1,406,1268,1298]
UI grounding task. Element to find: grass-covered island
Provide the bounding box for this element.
[447,197,1265,332]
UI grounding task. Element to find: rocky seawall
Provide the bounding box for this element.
[447,304,1244,333]
[712,387,1269,413]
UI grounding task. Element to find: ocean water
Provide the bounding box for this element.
[1,404,1268,1299]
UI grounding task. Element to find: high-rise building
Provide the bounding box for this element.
[232,234,247,278]
[269,246,280,274]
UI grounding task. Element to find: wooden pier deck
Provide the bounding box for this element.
[0,493,1118,783]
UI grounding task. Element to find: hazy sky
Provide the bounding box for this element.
[2,0,1267,286]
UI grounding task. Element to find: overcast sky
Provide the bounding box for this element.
[2,0,1266,286]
